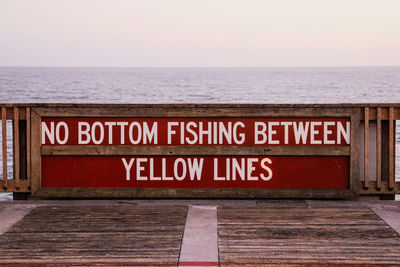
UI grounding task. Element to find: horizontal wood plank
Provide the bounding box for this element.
[33,107,358,118]
[359,181,400,194]
[0,180,31,192]
[41,145,350,156]
[32,188,356,199]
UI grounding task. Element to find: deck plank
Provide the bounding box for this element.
[0,205,187,264]
[218,205,400,266]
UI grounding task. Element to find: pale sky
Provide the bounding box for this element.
[0,0,399,67]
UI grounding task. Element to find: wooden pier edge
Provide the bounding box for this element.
[0,103,399,199]
[32,188,356,199]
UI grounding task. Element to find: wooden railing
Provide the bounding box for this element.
[0,105,31,193]
[361,106,399,196]
[0,103,399,198]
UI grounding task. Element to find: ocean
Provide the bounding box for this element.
[1,66,400,200]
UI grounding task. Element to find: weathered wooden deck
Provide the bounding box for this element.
[0,200,400,266]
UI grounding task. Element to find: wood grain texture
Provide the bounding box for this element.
[376,108,382,190]
[32,188,356,199]
[1,107,7,185]
[359,181,400,194]
[0,107,31,192]
[218,205,400,265]
[26,107,31,183]
[350,109,361,194]
[389,107,394,189]
[33,106,358,118]
[0,205,187,264]
[367,106,400,120]
[0,180,30,192]
[41,145,350,156]
[30,109,41,193]
[18,117,27,182]
[13,107,20,186]
[2,103,400,108]
[364,107,369,189]
[1,103,399,119]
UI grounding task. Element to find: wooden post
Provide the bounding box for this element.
[389,107,394,190]
[1,107,7,187]
[364,107,369,189]
[14,107,20,189]
[18,116,27,180]
[14,107,31,199]
[26,107,31,183]
[376,107,382,190]
[30,109,41,193]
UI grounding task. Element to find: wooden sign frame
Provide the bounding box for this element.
[30,104,361,199]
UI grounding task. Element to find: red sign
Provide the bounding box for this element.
[40,117,351,190]
[41,156,349,189]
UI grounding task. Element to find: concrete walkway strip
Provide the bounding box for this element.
[0,204,36,235]
[179,205,219,267]
[367,202,400,235]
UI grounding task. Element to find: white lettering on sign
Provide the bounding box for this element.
[233,121,245,144]
[324,121,335,144]
[121,157,274,182]
[78,122,90,144]
[117,122,128,144]
[293,121,309,144]
[337,121,350,144]
[188,158,204,181]
[105,122,116,144]
[41,119,350,145]
[310,121,322,144]
[260,157,273,181]
[167,122,179,144]
[253,120,350,145]
[41,121,69,145]
[76,121,158,145]
[122,157,206,181]
[213,157,273,181]
[268,122,280,145]
[42,121,55,144]
[91,122,104,145]
[254,122,267,144]
[121,158,134,181]
[168,121,245,145]
[280,121,292,144]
